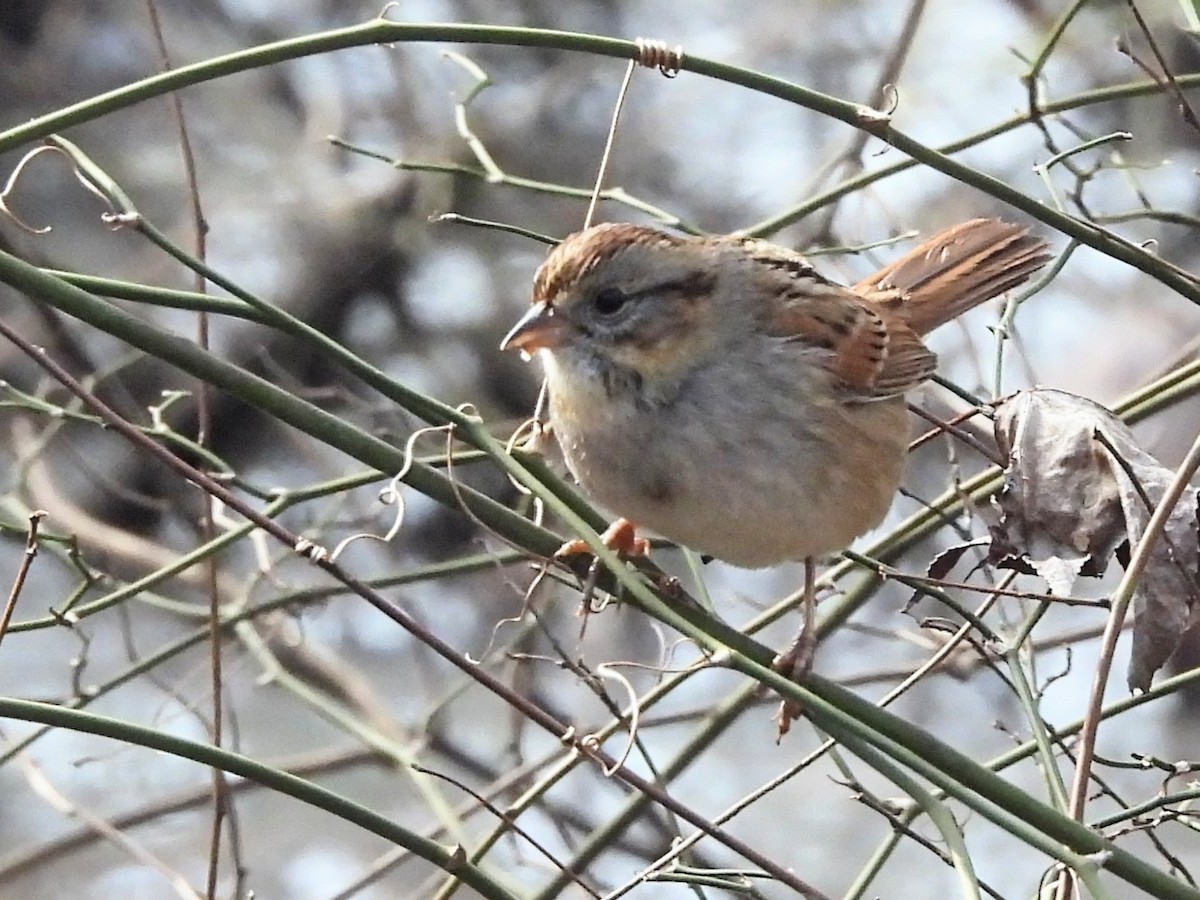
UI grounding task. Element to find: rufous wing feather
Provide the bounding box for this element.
[767,284,938,400]
[856,218,1051,336]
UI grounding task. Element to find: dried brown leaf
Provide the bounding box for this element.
[991,389,1200,689]
[1107,461,1200,692]
[991,390,1127,592]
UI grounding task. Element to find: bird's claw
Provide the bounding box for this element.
[554,518,649,560]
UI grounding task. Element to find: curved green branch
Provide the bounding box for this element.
[0,698,520,900]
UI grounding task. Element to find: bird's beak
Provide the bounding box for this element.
[500,302,569,354]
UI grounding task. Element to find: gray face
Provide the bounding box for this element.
[559,260,718,350]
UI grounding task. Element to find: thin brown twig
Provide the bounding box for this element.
[908,405,990,453]
[0,511,46,651]
[849,788,1008,900]
[609,581,1009,900]
[848,0,925,164]
[895,570,1109,608]
[906,402,1005,466]
[802,0,926,244]
[412,763,601,899]
[1122,0,1200,138]
[139,3,230,894]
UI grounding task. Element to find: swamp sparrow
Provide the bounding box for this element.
[502,219,1049,571]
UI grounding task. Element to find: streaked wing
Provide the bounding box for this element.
[755,268,937,401]
[737,219,1049,400]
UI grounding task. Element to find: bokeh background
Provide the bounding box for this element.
[2,1,1200,898]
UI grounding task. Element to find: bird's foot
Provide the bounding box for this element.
[555,518,649,560]
[772,629,816,741]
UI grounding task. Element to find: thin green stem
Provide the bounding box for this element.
[743,72,1200,237]
[0,699,521,900]
[3,20,1198,302]
[836,732,982,900]
[1005,613,1072,813]
[1024,0,1092,83]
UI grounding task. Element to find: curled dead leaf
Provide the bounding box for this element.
[991,389,1200,690]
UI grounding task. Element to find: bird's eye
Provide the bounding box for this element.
[593,286,630,316]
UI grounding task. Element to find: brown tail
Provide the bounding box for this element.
[855,219,1051,336]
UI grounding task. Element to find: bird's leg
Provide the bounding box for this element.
[555,518,649,560]
[772,557,817,738]
[774,558,818,675]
